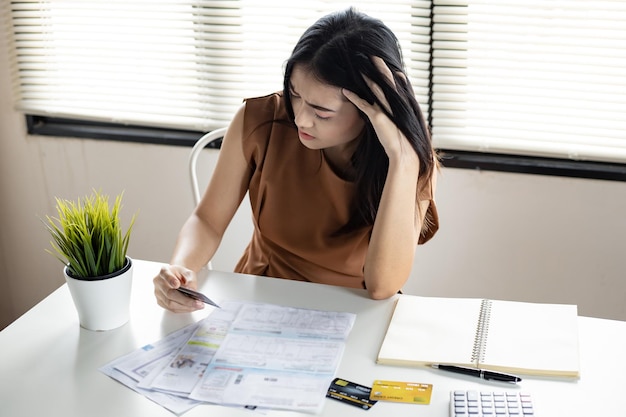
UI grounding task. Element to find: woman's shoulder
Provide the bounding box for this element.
[245,91,283,103]
[239,91,295,161]
[240,91,288,135]
[243,91,284,117]
[239,91,292,133]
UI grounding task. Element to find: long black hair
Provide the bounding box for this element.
[283,8,435,233]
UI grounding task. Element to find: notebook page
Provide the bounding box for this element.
[480,300,579,377]
[377,295,481,366]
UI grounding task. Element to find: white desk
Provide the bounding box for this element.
[0,259,622,416]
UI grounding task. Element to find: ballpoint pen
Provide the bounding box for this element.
[431,364,522,383]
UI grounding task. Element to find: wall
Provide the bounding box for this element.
[2,24,625,329]
[410,168,626,318]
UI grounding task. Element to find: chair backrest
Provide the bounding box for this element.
[188,127,254,271]
[189,127,228,206]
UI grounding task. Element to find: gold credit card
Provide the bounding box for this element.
[370,380,433,405]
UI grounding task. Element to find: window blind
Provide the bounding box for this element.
[432,0,626,163]
[6,0,431,132]
[8,1,626,165]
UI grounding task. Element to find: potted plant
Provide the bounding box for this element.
[43,189,137,331]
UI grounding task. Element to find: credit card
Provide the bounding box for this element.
[177,287,220,308]
[327,378,377,410]
[370,380,433,405]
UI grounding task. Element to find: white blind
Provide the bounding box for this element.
[432,0,626,163]
[7,0,431,132]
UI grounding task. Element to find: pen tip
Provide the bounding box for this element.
[430,364,439,369]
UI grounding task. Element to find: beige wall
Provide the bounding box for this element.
[2,25,625,330]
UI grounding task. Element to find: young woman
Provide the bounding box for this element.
[154,8,439,313]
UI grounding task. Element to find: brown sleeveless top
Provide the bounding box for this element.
[234,93,438,289]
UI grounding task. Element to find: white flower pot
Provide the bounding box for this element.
[64,257,133,331]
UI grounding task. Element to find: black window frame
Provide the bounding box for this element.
[26,115,626,181]
[26,115,209,148]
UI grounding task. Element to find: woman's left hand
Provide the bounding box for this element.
[342,56,416,162]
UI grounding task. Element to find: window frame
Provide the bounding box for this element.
[27,115,626,181]
[26,115,205,147]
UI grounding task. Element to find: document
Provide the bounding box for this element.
[99,323,202,415]
[101,300,355,414]
[144,304,239,395]
[187,302,353,412]
[114,323,198,383]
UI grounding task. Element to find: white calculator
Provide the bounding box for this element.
[450,390,535,416]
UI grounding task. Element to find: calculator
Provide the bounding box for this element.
[450,390,535,416]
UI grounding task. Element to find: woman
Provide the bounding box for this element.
[154,8,439,313]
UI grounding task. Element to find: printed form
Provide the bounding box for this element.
[101,301,355,414]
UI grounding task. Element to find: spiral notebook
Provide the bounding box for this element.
[376,295,580,377]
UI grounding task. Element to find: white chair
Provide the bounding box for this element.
[188,128,227,270]
[187,127,253,271]
[189,127,228,206]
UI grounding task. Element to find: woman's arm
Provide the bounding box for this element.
[343,57,432,299]
[154,103,252,312]
[170,104,251,270]
[363,154,430,299]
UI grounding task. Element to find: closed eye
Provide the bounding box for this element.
[289,83,334,120]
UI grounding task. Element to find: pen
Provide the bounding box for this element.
[431,364,522,383]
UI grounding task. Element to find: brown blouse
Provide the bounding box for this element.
[233,93,439,289]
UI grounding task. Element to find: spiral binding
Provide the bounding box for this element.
[470,299,492,365]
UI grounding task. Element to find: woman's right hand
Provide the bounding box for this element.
[153,264,205,313]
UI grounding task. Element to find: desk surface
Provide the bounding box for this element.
[0,259,622,416]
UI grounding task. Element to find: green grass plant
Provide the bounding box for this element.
[44,190,137,279]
